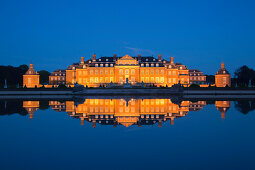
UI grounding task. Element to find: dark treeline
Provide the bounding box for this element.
[233,65,255,87]
[0,65,50,88]
[0,65,29,88]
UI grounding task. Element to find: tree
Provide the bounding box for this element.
[38,70,50,84]
[234,65,255,87]
[0,64,29,88]
[206,75,215,85]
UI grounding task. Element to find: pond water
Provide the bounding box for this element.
[0,97,255,170]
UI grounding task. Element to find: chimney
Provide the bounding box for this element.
[138,54,141,61]
[93,54,96,61]
[158,54,162,62]
[113,54,117,61]
[30,63,33,68]
[81,57,84,64]
[170,57,174,64]
[221,62,225,69]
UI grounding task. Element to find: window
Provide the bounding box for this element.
[125,69,129,74]
[168,71,171,75]
[151,64,154,67]
[95,64,98,67]
[141,64,144,67]
[160,77,164,83]
[146,64,149,67]
[95,77,98,83]
[100,70,103,74]
[90,78,93,83]
[161,70,164,74]
[90,70,93,74]
[141,70,144,75]
[110,64,113,67]
[119,69,123,74]
[146,77,149,82]
[151,77,154,82]
[156,77,159,83]
[131,69,135,75]
[156,70,159,75]
[151,70,154,75]
[106,59,108,61]
[100,64,103,67]
[105,70,108,74]
[156,64,159,67]
[95,70,98,75]
[146,70,149,75]
[105,64,108,67]
[100,77,103,83]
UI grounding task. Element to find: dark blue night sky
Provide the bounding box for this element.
[0,0,255,74]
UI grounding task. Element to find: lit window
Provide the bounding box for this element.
[146,64,149,67]
[151,64,154,67]
[156,64,159,67]
[110,64,113,67]
[95,64,98,67]
[141,64,144,67]
[100,64,103,67]
[105,64,108,67]
[131,69,135,75]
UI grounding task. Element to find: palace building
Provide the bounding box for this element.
[23,64,40,88]
[215,62,231,87]
[66,54,189,87]
[189,69,206,85]
[49,69,66,85]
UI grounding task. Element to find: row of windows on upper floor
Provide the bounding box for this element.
[77,69,186,76]
[50,77,65,81]
[93,63,162,67]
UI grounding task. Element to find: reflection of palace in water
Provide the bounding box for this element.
[22,99,232,127]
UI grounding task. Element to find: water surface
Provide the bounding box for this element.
[0,98,254,170]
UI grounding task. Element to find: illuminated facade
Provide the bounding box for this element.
[189,69,206,85]
[215,62,231,87]
[23,64,40,88]
[49,70,66,85]
[66,54,189,87]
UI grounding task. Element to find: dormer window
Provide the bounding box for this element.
[89,61,91,63]
[153,59,155,61]
[100,64,103,67]
[83,65,86,69]
[141,64,144,67]
[169,65,172,69]
[72,67,75,70]
[95,64,98,67]
[146,59,148,61]
[105,64,109,67]
[146,64,149,67]
[106,59,108,61]
[180,66,182,69]
[151,64,154,67]
[156,64,159,67]
[99,59,101,61]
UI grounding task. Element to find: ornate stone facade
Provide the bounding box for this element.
[66,55,189,87]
